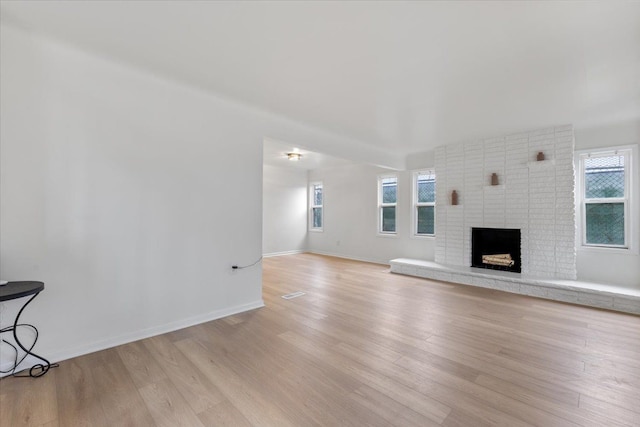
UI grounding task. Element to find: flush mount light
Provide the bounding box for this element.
[287,152,302,161]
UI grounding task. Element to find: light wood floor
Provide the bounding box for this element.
[1,253,639,426]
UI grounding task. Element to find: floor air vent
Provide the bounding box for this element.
[281,291,306,300]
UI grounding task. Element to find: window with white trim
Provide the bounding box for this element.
[378,175,397,234]
[413,171,436,236]
[578,149,631,248]
[310,182,323,231]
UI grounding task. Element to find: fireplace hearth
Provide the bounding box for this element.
[471,227,521,273]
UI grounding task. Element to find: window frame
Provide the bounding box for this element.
[576,146,634,252]
[412,170,436,237]
[309,181,323,232]
[377,174,398,236]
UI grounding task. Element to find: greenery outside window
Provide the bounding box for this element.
[579,149,630,248]
[310,182,323,231]
[378,175,397,234]
[413,171,436,236]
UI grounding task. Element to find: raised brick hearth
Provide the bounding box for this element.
[390,258,640,315]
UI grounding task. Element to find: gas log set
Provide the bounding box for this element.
[481,253,515,267]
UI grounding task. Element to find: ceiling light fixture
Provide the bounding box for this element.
[287,152,302,161]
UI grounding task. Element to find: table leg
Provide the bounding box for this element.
[4,292,58,377]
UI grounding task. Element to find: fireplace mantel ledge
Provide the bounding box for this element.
[389,258,640,315]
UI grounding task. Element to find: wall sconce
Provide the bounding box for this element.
[287,152,302,161]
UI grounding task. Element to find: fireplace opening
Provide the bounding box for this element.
[471,227,521,273]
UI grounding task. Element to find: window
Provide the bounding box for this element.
[378,175,397,234]
[578,149,631,248]
[413,171,436,236]
[310,182,323,231]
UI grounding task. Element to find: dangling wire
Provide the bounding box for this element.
[232,256,263,270]
[0,323,38,375]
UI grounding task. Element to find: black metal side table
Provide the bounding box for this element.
[0,281,58,377]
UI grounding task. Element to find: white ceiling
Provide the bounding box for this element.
[2,1,639,158]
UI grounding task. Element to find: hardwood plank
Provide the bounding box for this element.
[442,408,495,427]
[6,367,58,426]
[474,374,635,427]
[142,334,225,414]
[423,335,581,386]
[54,357,110,426]
[329,338,534,427]
[175,337,299,427]
[137,379,205,427]
[278,330,452,424]
[196,326,384,427]
[579,394,640,427]
[116,340,167,389]
[395,354,582,427]
[347,384,441,427]
[196,400,252,427]
[89,351,156,427]
[274,359,392,427]
[0,389,16,426]
[41,419,59,427]
[0,253,637,427]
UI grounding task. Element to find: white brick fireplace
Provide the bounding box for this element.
[434,124,577,280]
[391,125,639,314]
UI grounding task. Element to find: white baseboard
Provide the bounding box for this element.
[263,250,305,258]
[1,299,264,376]
[306,250,390,266]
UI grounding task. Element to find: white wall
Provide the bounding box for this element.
[262,165,307,256]
[574,121,640,289]
[574,120,639,151]
[0,24,265,370]
[0,24,391,369]
[307,164,435,264]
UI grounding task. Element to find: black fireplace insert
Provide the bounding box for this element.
[471,227,521,273]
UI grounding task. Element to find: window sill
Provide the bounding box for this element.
[308,228,323,233]
[377,232,398,238]
[578,245,637,256]
[411,234,435,240]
